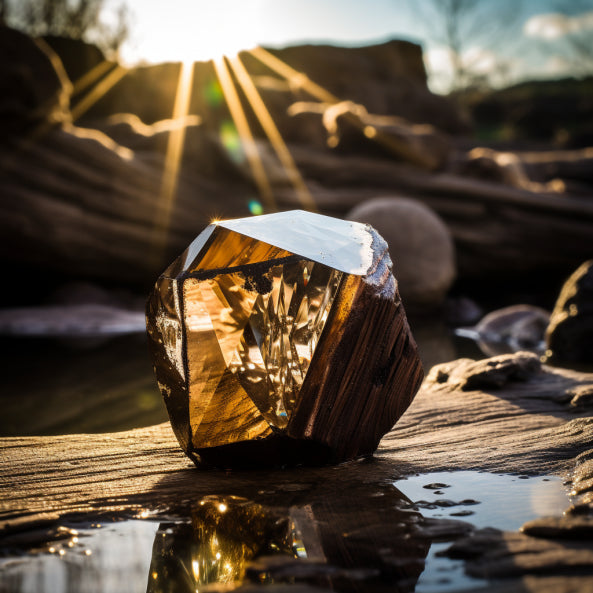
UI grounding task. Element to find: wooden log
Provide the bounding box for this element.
[280,146,593,281]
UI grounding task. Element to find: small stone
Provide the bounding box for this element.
[146,210,423,467]
[521,515,593,539]
[412,517,474,541]
[450,510,475,517]
[423,483,450,490]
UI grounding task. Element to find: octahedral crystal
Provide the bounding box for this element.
[146,210,423,467]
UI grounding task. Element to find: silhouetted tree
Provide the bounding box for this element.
[4,0,128,56]
[552,0,593,76]
[409,0,521,93]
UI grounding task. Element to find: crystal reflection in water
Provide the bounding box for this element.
[147,486,429,593]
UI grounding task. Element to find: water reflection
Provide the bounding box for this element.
[147,485,428,593]
[2,469,569,593]
[0,334,166,436]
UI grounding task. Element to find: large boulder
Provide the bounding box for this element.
[0,26,71,134]
[42,35,106,85]
[81,40,470,136]
[546,261,593,365]
[347,197,456,311]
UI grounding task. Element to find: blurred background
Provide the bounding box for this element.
[1,0,592,435]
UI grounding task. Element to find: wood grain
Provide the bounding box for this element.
[2,353,592,534]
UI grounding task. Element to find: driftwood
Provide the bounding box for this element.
[3,123,593,293]
[2,353,593,591]
[281,145,593,281]
[0,123,254,288]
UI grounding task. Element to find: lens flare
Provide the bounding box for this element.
[248,200,264,215]
[219,120,243,163]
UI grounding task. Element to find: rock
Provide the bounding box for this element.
[241,41,471,135]
[82,40,470,136]
[42,35,106,86]
[441,529,593,579]
[411,517,474,541]
[425,352,542,392]
[521,516,593,539]
[0,26,71,134]
[546,261,593,365]
[568,385,593,410]
[455,304,550,357]
[347,197,456,311]
[443,296,483,326]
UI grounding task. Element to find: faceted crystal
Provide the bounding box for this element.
[147,210,423,466]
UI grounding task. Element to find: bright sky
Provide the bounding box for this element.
[103,0,593,93]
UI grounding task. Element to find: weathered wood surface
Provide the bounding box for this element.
[1,353,593,528]
[2,353,593,591]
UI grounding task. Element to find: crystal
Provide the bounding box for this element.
[146,210,423,466]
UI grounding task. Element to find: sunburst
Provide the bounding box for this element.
[53,32,408,259]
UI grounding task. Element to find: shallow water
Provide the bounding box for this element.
[0,471,571,593]
[0,319,476,436]
[394,471,570,592]
[0,335,167,436]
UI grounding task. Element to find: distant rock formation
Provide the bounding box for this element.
[2,26,593,308]
[77,40,470,136]
[0,26,71,134]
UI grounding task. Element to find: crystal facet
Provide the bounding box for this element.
[147,210,423,466]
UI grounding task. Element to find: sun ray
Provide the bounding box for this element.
[152,61,195,253]
[249,47,339,104]
[249,46,434,168]
[71,59,116,97]
[70,64,128,121]
[228,55,317,212]
[212,57,276,213]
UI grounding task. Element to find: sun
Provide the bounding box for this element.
[118,0,265,65]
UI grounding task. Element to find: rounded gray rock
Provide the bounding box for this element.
[347,197,456,310]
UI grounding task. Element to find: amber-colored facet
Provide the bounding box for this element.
[146,210,423,466]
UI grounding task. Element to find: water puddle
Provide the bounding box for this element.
[0,335,166,436]
[0,521,160,593]
[394,471,570,592]
[0,471,571,593]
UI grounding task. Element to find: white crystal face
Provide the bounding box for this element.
[179,210,374,277]
[220,210,373,275]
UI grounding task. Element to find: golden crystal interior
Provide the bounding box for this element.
[183,248,343,448]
